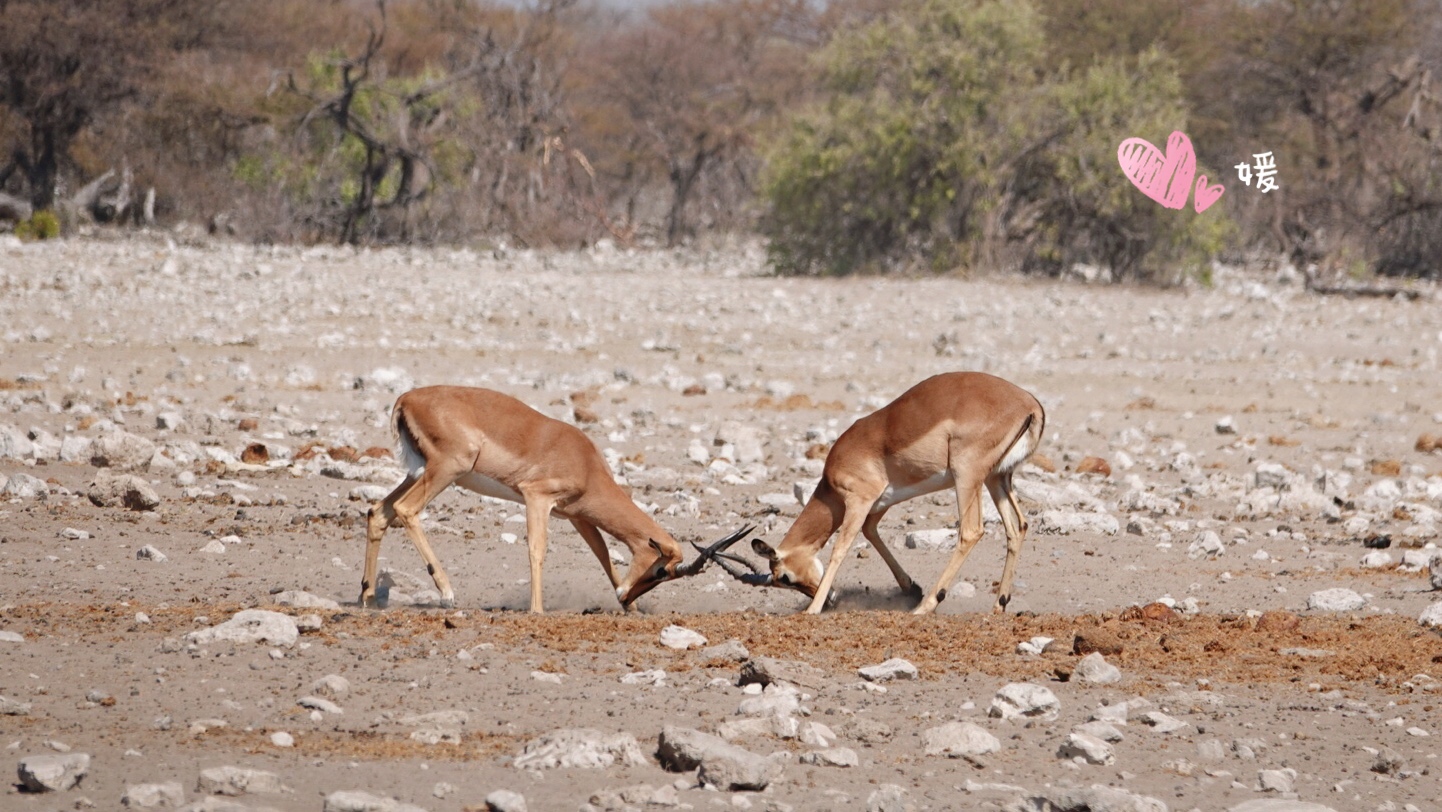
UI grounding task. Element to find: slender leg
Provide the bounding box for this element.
[861,509,921,598]
[360,475,415,607]
[571,517,620,588]
[379,466,465,608]
[523,491,558,613]
[913,475,985,615]
[988,471,1029,612]
[804,496,871,614]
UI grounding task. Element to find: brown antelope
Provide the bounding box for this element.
[704,372,1045,615]
[360,385,749,613]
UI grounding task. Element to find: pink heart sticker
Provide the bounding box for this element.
[1117,131,1197,210]
[1193,174,1224,213]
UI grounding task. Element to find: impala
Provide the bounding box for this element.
[705,372,1045,615]
[360,385,749,613]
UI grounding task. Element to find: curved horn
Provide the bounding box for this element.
[672,524,754,578]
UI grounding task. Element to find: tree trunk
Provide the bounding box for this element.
[26,128,59,211]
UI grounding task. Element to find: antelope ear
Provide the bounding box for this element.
[751,539,779,562]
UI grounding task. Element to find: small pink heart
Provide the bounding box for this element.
[1117,131,1197,210]
[1193,174,1224,213]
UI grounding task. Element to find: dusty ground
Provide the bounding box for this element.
[2,233,1442,811]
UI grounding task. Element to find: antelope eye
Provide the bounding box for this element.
[653,563,669,579]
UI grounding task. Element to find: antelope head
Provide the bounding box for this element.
[617,524,754,607]
[701,537,837,609]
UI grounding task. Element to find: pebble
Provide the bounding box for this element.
[656,725,779,791]
[1419,601,1442,628]
[800,747,858,767]
[297,696,344,714]
[1016,636,1054,655]
[659,624,708,650]
[1307,588,1366,612]
[989,683,1060,722]
[197,765,286,795]
[485,790,529,812]
[121,781,184,808]
[1074,652,1122,684]
[136,545,168,562]
[323,790,430,812]
[858,658,918,682]
[904,529,957,551]
[271,590,341,610]
[921,722,1000,758]
[1058,731,1115,765]
[312,674,351,699]
[270,731,294,747]
[0,630,24,643]
[185,610,299,648]
[513,728,646,770]
[60,527,91,540]
[16,752,90,792]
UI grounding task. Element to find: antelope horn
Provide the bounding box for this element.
[672,524,753,578]
[697,538,774,587]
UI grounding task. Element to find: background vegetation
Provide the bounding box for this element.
[1,0,1439,281]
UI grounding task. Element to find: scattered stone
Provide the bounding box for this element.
[1254,610,1299,632]
[798,720,837,748]
[1215,416,1237,435]
[858,658,918,682]
[349,484,388,503]
[137,545,168,562]
[1016,636,1054,655]
[1188,530,1226,559]
[1226,801,1338,812]
[847,718,894,744]
[483,790,528,812]
[698,639,749,662]
[0,630,25,643]
[271,590,341,610]
[1138,711,1189,734]
[659,624,707,650]
[196,766,286,796]
[1075,456,1112,476]
[866,785,913,812]
[922,722,1000,758]
[1359,551,1394,569]
[312,675,351,699]
[738,657,828,690]
[1058,732,1115,765]
[1009,785,1167,812]
[800,747,858,767]
[1257,768,1296,793]
[513,729,646,770]
[736,684,801,718]
[1075,721,1124,742]
[656,725,781,791]
[184,610,299,648]
[620,669,666,686]
[1431,555,1442,590]
[714,422,767,464]
[297,696,343,714]
[123,782,185,808]
[90,430,157,470]
[1074,652,1122,684]
[1420,602,1442,628]
[269,732,293,747]
[2,471,47,499]
[1372,746,1407,775]
[904,529,957,550]
[586,784,679,812]
[322,791,430,812]
[17,752,91,791]
[1072,628,1123,656]
[1035,510,1120,536]
[1,694,32,715]
[86,469,162,510]
[989,683,1060,722]
[1307,588,1366,612]
[200,539,227,554]
[60,527,91,540]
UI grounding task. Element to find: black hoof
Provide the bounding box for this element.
[904,581,924,600]
[936,588,947,604]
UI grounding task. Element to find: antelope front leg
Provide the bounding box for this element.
[523,493,557,613]
[805,510,867,614]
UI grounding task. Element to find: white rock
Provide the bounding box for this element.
[1215,416,1236,434]
[323,790,430,812]
[200,539,227,554]
[349,485,388,503]
[757,492,796,508]
[1035,510,1120,536]
[1075,721,1124,742]
[271,590,341,610]
[858,658,918,682]
[659,624,707,650]
[798,721,837,748]
[137,545,169,562]
[17,752,90,791]
[1139,711,1189,733]
[686,438,710,466]
[90,430,157,470]
[1058,732,1114,765]
[512,729,646,770]
[484,790,528,812]
[185,610,299,648]
[2,472,47,499]
[800,747,858,767]
[1419,601,1442,628]
[715,422,767,464]
[196,765,286,795]
[922,722,1000,757]
[1227,801,1339,812]
[866,785,911,812]
[905,529,957,550]
[312,674,350,699]
[1307,588,1366,612]
[1359,551,1394,569]
[1,630,26,643]
[270,732,293,747]
[122,781,185,808]
[1255,462,1290,489]
[989,683,1060,722]
[298,696,344,714]
[1016,636,1054,655]
[1074,652,1122,685]
[1258,768,1296,793]
[1188,530,1225,559]
[620,669,666,686]
[793,480,819,505]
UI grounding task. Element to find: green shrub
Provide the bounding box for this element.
[15,210,60,241]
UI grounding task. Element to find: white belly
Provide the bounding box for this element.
[456,472,524,504]
[871,470,954,512]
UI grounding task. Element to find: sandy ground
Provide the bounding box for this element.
[2,233,1442,811]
